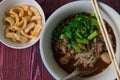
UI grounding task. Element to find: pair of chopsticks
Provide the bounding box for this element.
[91,0,120,80]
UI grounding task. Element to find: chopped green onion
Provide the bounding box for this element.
[60,34,66,39]
[91,18,99,29]
[71,42,81,52]
[76,32,82,39]
[52,13,101,53]
[76,38,89,44]
[88,31,98,40]
[81,27,87,33]
[64,31,72,39]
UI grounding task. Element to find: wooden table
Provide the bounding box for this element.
[0,0,120,80]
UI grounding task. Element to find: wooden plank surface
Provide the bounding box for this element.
[0,0,120,80]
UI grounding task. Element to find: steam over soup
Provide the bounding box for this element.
[51,12,116,77]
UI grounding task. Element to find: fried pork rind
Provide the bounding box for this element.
[24,22,35,33]
[3,5,43,44]
[3,17,15,26]
[31,24,42,39]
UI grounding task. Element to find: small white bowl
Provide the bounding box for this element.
[0,0,45,49]
[40,1,120,80]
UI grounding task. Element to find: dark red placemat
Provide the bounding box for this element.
[0,0,120,80]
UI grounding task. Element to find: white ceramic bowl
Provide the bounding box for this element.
[0,0,45,49]
[40,1,120,80]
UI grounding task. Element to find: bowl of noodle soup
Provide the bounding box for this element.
[40,1,120,80]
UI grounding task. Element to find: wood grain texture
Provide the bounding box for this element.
[0,0,119,80]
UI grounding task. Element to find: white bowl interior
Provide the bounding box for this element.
[0,0,45,49]
[40,1,120,80]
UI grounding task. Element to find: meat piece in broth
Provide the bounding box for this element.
[100,52,111,64]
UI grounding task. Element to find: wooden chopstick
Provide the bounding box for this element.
[91,0,120,79]
[92,0,120,78]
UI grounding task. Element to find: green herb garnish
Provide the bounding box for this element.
[52,12,99,52]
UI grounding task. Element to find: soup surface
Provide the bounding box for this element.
[51,12,116,77]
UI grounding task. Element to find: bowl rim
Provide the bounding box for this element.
[40,1,120,80]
